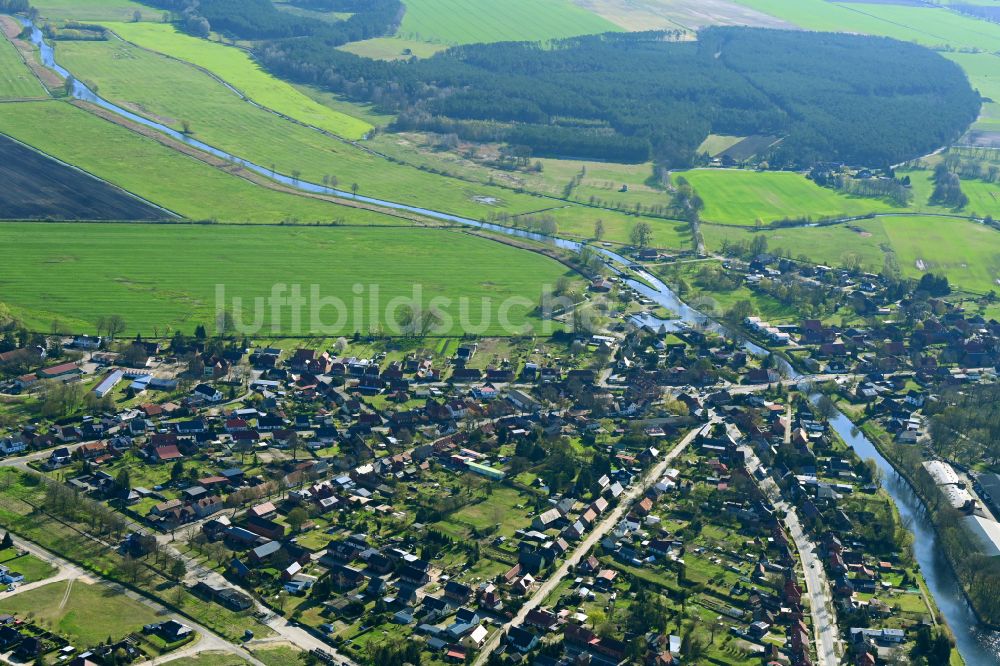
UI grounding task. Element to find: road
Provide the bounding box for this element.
[741,444,841,666]
[473,419,714,665]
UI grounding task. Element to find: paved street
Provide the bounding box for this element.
[474,419,715,665]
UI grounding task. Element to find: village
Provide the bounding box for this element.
[0,252,987,666]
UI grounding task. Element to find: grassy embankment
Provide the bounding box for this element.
[0,31,46,99]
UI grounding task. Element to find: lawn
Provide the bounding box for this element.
[0,550,58,583]
[0,101,392,224]
[395,0,620,45]
[0,34,45,100]
[103,22,372,140]
[0,579,164,645]
[0,222,573,335]
[678,169,903,225]
[57,32,553,221]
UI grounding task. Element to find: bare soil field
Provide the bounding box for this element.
[0,133,169,220]
[572,0,793,31]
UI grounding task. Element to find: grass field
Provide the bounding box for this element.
[880,215,1000,294]
[0,579,164,645]
[33,0,151,22]
[59,31,554,221]
[680,169,903,225]
[943,52,1000,132]
[0,223,573,335]
[396,0,620,45]
[0,34,45,100]
[702,219,889,272]
[436,486,533,539]
[0,101,397,224]
[734,0,1000,52]
[338,37,447,60]
[104,22,372,140]
[272,0,350,23]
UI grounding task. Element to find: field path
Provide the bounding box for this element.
[58,577,74,610]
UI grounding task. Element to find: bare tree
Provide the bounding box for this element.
[105,315,126,342]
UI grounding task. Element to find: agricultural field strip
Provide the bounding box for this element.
[0,100,405,224]
[0,221,572,335]
[0,130,174,220]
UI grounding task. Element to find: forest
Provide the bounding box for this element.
[262,27,980,167]
[146,0,980,168]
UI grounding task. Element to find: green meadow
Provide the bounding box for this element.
[679,169,903,225]
[59,32,554,220]
[880,215,1000,294]
[104,22,372,140]
[0,101,396,224]
[0,34,45,100]
[905,169,1000,218]
[734,0,1000,51]
[703,215,1000,295]
[0,580,161,646]
[702,220,889,273]
[33,0,151,22]
[526,206,691,250]
[396,0,619,45]
[943,52,1000,132]
[338,36,447,60]
[0,223,573,335]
